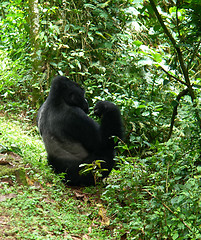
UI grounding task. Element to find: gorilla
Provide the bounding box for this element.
[37,76,123,186]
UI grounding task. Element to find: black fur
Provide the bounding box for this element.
[37,76,123,186]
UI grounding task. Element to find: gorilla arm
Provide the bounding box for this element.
[48,104,101,155]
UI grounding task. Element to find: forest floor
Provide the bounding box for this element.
[0,116,123,240]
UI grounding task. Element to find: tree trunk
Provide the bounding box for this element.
[28,0,41,105]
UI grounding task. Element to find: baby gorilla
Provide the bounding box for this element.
[37,76,123,186]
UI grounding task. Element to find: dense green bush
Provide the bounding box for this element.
[102,135,201,239]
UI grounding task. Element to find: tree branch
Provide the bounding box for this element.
[149,0,177,48]
[160,67,188,86]
[149,0,189,84]
[143,189,193,232]
[167,88,189,141]
[149,0,201,128]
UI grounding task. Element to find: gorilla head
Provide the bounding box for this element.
[50,76,89,114]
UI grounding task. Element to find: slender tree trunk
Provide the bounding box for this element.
[28,0,41,105]
[29,0,40,69]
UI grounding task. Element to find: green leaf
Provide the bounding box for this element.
[133,40,143,47]
[151,52,162,63]
[172,232,179,240]
[95,31,106,39]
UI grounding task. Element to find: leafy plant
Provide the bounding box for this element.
[102,139,201,239]
[80,160,108,185]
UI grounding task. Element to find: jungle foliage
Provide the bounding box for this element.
[0,0,201,238]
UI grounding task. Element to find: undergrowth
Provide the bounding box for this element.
[0,116,201,239]
[0,117,118,239]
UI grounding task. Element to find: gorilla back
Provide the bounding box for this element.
[37,76,123,186]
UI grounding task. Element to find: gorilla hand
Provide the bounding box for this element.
[94,101,118,118]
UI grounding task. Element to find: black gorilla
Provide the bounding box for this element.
[37,76,123,186]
